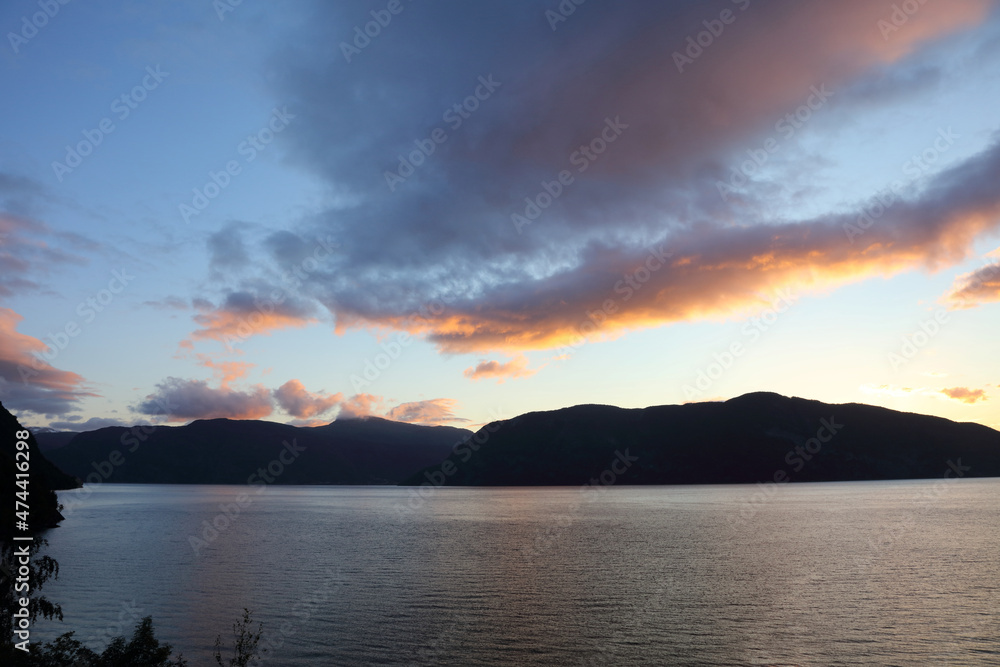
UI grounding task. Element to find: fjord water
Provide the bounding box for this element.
[37,481,999,665]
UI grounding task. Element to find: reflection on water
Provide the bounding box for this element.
[35,480,1000,665]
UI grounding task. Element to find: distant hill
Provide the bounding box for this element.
[32,429,79,452]
[1,402,79,537]
[47,417,471,485]
[401,392,1000,486]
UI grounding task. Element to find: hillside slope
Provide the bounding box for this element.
[401,393,1000,486]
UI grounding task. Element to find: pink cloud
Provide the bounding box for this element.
[0,307,95,416]
[273,379,343,419]
[463,355,537,382]
[940,387,989,404]
[336,393,385,420]
[196,355,255,389]
[385,398,469,426]
[943,260,1000,309]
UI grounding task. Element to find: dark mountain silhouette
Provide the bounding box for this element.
[32,429,79,452]
[1,402,78,536]
[401,392,1000,486]
[47,417,471,485]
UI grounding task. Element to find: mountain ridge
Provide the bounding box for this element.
[34,392,1000,487]
[401,392,1000,486]
[47,416,472,486]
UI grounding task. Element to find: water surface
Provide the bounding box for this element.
[35,480,1000,665]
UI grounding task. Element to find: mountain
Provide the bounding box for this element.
[47,417,471,485]
[401,392,1000,486]
[32,429,80,452]
[1,402,79,537]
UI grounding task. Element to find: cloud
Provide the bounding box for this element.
[135,377,275,421]
[48,416,130,431]
[0,172,47,218]
[196,355,254,389]
[859,384,991,405]
[228,0,1000,354]
[284,418,330,428]
[179,228,341,351]
[0,214,86,298]
[385,398,469,426]
[336,393,385,420]
[463,355,536,382]
[332,393,469,425]
[273,379,342,418]
[943,260,1000,309]
[940,387,989,404]
[0,308,95,416]
[142,296,189,311]
[186,290,319,347]
[208,223,252,277]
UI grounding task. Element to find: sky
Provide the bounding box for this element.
[2,0,1000,432]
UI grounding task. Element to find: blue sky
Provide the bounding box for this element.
[2,0,1000,432]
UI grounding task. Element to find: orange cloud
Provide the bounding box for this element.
[941,387,988,404]
[196,355,254,389]
[189,307,317,346]
[943,260,1000,309]
[181,291,321,352]
[273,379,342,419]
[261,0,1000,358]
[332,394,468,426]
[320,122,1000,355]
[463,355,537,382]
[0,307,95,415]
[385,398,469,426]
[336,393,385,420]
[348,173,1000,354]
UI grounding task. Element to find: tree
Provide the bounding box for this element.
[1,538,64,657]
[214,608,266,667]
[95,616,187,667]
